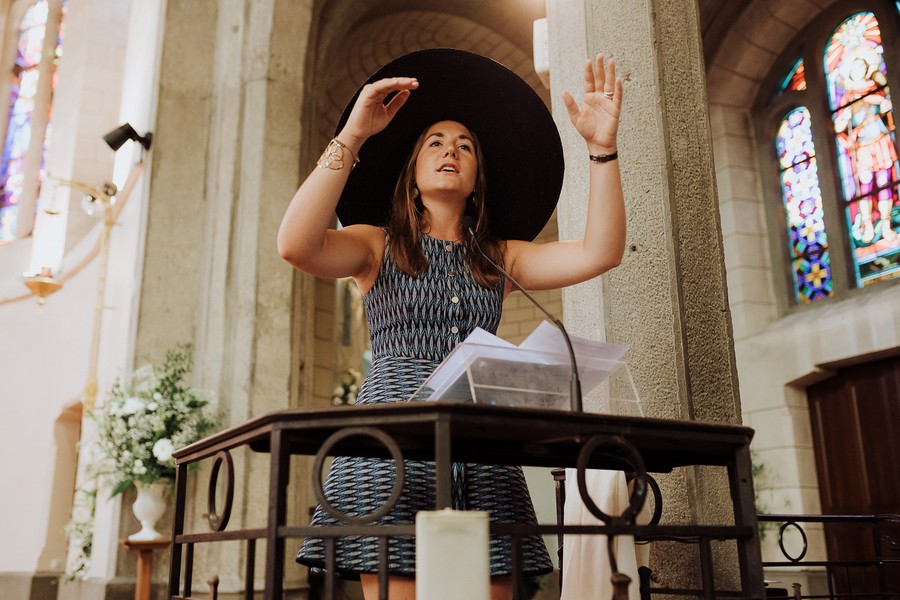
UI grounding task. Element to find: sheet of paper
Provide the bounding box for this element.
[465,327,516,348]
[519,321,629,361]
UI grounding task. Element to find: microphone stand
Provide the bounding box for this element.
[463,222,583,412]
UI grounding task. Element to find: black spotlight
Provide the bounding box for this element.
[103,123,152,151]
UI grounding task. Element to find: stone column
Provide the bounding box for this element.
[548,0,743,589]
[135,0,314,593]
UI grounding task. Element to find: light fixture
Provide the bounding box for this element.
[81,194,101,216]
[78,181,118,216]
[24,266,62,306]
[103,123,152,151]
[26,178,119,306]
[46,176,117,216]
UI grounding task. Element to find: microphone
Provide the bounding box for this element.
[461,216,583,412]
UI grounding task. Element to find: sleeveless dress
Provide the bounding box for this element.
[296,232,553,578]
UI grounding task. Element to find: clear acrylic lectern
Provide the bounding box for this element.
[408,343,642,415]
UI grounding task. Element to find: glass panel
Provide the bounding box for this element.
[847,190,900,284]
[20,0,48,30]
[0,0,65,242]
[778,107,834,303]
[780,58,807,93]
[792,255,834,302]
[0,204,17,240]
[777,106,815,169]
[0,66,39,233]
[826,12,900,286]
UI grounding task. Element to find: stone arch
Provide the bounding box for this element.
[705,2,900,566]
[706,0,843,341]
[310,10,548,153]
[703,0,846,568]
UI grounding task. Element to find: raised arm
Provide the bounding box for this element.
[505,53,625,291]
[277,77,419,281]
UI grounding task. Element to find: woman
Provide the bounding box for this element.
[278,48,625,600]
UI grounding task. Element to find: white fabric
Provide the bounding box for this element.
[560,469,649,600]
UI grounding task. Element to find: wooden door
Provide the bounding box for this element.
[808,355,900,597]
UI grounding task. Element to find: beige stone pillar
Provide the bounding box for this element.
[135,0,314,594]
[548,0,742,590]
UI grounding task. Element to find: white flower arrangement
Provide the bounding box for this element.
[64,344,219,582]
[92,344,219,496]
[60,344,221,584]
[331,367,362,405]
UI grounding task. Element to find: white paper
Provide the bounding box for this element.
[520,320,630,361]
[466,326,517,348]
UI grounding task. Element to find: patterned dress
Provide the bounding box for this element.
[296,232,553,577]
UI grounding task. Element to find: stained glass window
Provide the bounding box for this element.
[777,107,833,302]
[780,59,808,93]
[825,12,900,285]
[0,0,64,242]
[767,6,900,305]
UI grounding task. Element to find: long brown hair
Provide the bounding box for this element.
[386,123,505,289]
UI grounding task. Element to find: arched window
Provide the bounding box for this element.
[762,3,900,305]
[776,106,833,303]
[0,0,66,242]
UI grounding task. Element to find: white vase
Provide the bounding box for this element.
[129,480,169,541]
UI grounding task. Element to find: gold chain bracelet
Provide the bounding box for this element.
[317,138,360,171]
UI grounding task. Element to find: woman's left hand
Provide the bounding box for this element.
[561,53,623,154]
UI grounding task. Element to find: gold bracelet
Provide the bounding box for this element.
[316,138,360,170]
[589,150,618,164]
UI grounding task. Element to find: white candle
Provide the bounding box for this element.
[416,509,490,600]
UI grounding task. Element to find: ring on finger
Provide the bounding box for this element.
[603,91,614,99]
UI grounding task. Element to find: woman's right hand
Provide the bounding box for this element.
[337,77,419,152]
[279,77,416,283]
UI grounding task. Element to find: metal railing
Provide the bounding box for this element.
[756,513,900,600]
[167,403,765,600]
[551,470,900,600]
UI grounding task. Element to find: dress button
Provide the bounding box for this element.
[448,271,456,277]
[451,326,459,334]
[451,296,459,304]
[445,244,453,252]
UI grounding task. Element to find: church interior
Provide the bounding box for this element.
[1,0,898,598]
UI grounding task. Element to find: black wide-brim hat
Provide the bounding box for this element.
[335,48,564,242]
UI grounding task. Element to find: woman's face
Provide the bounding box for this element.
[413,120,478,201]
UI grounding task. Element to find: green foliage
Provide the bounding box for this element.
[90,344,219,496]
[751,451,778,540]
[62,487,96,582]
